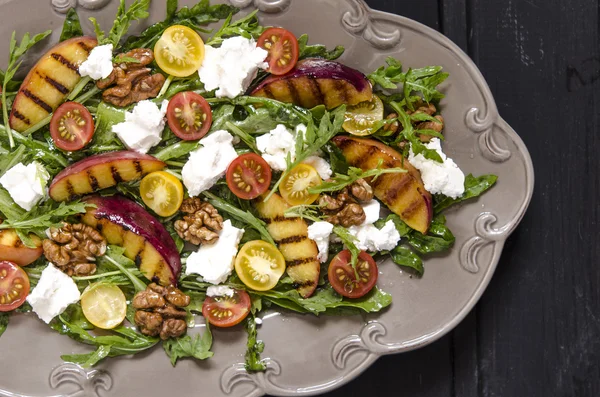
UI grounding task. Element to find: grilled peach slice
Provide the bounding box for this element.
[333,136,433,234]
[10,36,98,132]
[81,195,181,286]
[49,151,166,201]
[0,229,43,266]
[251,58,373,109]
[254,192,320,298]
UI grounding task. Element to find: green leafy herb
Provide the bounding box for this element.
[434,174,498,213]
[208,96,313,127]
[60,8,84,41]
[390,103,443,163]
[0,145,27,177]
[225,121,258,152]
[332,225,361,272]
[389,245,423,274]
[113,55,141,64]
[2,30,52,147]
[100,246,148,293]
[153,140,198,162]
[309,161,405,194]
[374,213,412,237]
[407,215,455,254]
[322,142,349,174]
[207,10,263,46]
[99,0,151,48]
[0,313,9,338]
[244,316,266,372]
[297,34,345,60]
[163,326,214,366]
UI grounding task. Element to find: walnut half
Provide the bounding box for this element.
[174,198,224,246]
[132,283,189,340]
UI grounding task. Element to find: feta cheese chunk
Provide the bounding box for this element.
[256,124,296,171]
[302,156,333,180]
[408,138,465,199]
[26,264,81,324]
[199,36,268,98]
[79,44,114,80]
[182,130,238,196]
[0,162,50,211]
[112,100,168,154]
[185,220,245,284]
[308,221,334,263]
[361,200,381,225]
[348,220,401,252]
[206,285,235,298]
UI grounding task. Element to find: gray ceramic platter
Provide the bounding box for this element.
[0,0,534,396]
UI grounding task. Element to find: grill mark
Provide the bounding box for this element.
[77,40,93,54]
[401,198,424,219]
[87,170,100,191]
[65,180,76,200]
[292,279,316,288]
[22,89,52,113]
[11,110,31,125]
[110,166,123,183]
[262,85,275,99]
[384,174,412,201]
[286,257,315,268]
[334,80,348,104]
[43,74,69,95]
[286,79,302,106]
[133,160,143,175]
[308,77,325,105]
[14,239,23,248]
[51,53,80,75]
[134,247,144,267]
[263,215,296,225]
[276,235,307,245]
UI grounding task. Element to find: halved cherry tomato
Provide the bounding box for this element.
[342,95,384,136]
[257,27,299,75]
[235,240,286,291]
[328,250,378,299]
[140,171,184,217]
[50,102,94,151]
[154,25,205,77]
[279,163,322,206]
[0,261,30,312]
[81,283,127,329]
[226,153,272,200]
[202,288,251,328]
[166,92,212,141]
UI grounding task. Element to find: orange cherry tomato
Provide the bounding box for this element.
[0,261,30,312]
[226,153,272,200]
[257,27,299,75]
[202,289,251,328]
[328,250,378,299]
[50,102,94,151]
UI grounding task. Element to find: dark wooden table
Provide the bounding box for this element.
[323,0,600,396]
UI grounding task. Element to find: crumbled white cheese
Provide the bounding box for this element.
[198,36,268,98]
[112,100,169,154]
[26,264,81,324]
[0,162,50,211]
[361,200,381,225]
[302,156,333,180]
[206,285,235,298]
[347,220,401,252]
[256,124,296,171]
[79,44,114,80]
[307,221,334,263]
[185,220,245,284]
[182,130,238,196]
[408,138,465,199]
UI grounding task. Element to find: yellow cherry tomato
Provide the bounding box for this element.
[279,163,322,206]
[81,283,127,330]
[140,171,184,217]
[154,25,205,77]
[342,95,384,136]
[235,240,286,291]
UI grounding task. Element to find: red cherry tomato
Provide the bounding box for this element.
[167,91,212,141]
[50,102,94,151]
[257,27,299,75]
[328,250,378,299]
[202,289,251,328]
[226,153,272,200]
[0,261,30,312]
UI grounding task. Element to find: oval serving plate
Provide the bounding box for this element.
[0,0,534,396]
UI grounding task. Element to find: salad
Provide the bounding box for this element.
[0,0,497,370]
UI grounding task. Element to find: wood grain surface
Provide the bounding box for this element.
[319,0,600,396]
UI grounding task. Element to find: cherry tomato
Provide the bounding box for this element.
[235,240,286,291]
[342,95,384,136]
[154,25,205,77]
[257,27,299,75]
[279,163,322,206]
[328,250,378,299]
[140,171,184,217]
[0,261,30,312]
[226,153,272,200]
[202,288,251,328]
[81,283,127,329]
[50,102,94,151]
[166,92,212,141]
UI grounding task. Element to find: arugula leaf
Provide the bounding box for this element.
[208,96,313,127]
[166,0,178,21]
[153,140,198,162]
[163,326,214,366]
[60,8,84,42]
[225,121,258,152]
[389,245,424,274]
[322,142,349,174]
[309,161,405,194]
[207,10,263,46]
[100,246,148,293]
[244,316,266,372]
[297,34,345,60]
[390,103,443,163]
[332,225,360,268]
[106,0,151,48]
[407,215,455,254]
[374,213,412,237]
[434,174,498,213]
[0,312,8,338]
[0,145,28,177]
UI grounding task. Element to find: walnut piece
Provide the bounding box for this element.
[349,179,374,202]
[319,187,366,227]
[384,102,444,142]
[43,223,106,276]
[175,198,224,246]
[97,48,166,107]
[416,115,444,142]
[132,283,190,340]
